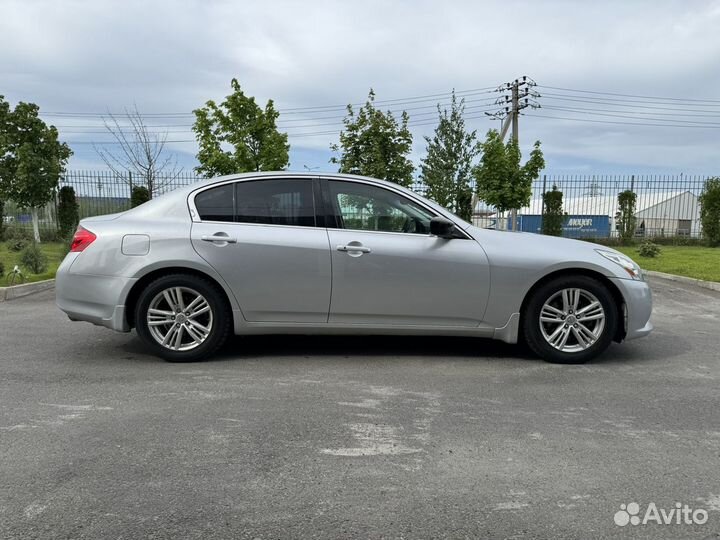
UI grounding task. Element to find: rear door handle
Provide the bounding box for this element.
[337,244,371,253]
[201,234,237,244]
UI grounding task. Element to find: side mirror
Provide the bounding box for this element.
[430,217,457,239]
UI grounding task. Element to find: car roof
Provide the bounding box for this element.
[122,170,472,230]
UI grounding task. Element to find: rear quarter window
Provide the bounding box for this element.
[195,184,234,222]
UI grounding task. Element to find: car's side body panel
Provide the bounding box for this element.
[190,221,332,323]
[326,228,490,326]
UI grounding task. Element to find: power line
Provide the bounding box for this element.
[537,85,720,104]
[54,102,501,133]
[525,113,720,129]
[540,104,720,118]
[539,92,720,110]
[539,106,720,125]
[39,86,500,119]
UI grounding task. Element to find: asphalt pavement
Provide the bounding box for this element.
[1,277,719,539]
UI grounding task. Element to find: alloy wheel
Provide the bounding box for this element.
[146,286,214,351]
[539,288,606,353]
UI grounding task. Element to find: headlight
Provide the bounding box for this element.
[596,249,644,280]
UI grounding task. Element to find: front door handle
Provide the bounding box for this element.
[337,244,371,253]
[201,234,237,244]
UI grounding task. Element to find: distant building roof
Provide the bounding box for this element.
[485,190,698,218]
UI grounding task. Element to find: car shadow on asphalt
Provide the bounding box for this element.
[117,333,539,364]
[118,328,684,367]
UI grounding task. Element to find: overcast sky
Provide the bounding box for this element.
[2,0,719,176]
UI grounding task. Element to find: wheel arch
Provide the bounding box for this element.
[519,268,627,342]
[124,266,236,329]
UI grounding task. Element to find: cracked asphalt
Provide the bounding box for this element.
[1,277,719,539]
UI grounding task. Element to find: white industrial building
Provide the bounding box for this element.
[474,190,701,238]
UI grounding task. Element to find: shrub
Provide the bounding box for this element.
[0,199,4,239]
[542,185,564,236]
[40,228,62,243]
[699,177,720,247]
[0,260,4,278]
[3,225,32,251]
[20,243,48,274]
[57,186,79,239]
[616,190,637,245]
[638,241,661,258]
[131,186,151,208]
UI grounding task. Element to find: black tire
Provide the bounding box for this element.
[135,273,231,362]
[522,275,618,364]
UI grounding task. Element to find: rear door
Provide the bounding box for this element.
[323,179,490,327]
[190,177,331,323]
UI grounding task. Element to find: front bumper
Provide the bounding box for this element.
[55,253,135,332]
[609,277,653,341]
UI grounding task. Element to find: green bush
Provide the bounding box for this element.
[131,186,151,208]
[638,241,661,258]
[57,186,79,239]
[20,243,48,274]
[616,190,637,245]
[0,199,5,239]
[3,225,32,251]
[542,185,564,236]
[39,228,62,243]
[0,260,5,278]
[699,177,720,247]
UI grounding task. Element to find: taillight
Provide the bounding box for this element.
[70,226,97,252]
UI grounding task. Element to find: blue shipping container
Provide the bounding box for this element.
[507,215,611,238]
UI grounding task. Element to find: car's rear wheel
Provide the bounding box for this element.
[135,274,231,362]
[522,275,618,364]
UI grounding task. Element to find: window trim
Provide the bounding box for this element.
[321,177,471,239]
[189,176,322,228]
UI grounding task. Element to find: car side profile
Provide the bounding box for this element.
[56,172,653,363]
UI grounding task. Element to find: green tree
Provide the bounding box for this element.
[0,198,5,239]
[331,90,414,188]
[131,186,151,208]
[0,96,72,242]
[193,79,289,176]
[420,92,480,221]
[57,186,79,240]
[542,185,565,236]
[616,190,637,245]
[699,177,720,246]
[473,130,544,230]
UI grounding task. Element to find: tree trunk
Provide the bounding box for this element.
[511,209,518,231]
[497,210,506,230]
[31,207,41,243]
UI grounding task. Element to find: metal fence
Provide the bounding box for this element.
[469,174,710,239]
[0,171,715,240]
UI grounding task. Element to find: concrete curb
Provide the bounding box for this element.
[0,279,55,303]
[646,270,720,292]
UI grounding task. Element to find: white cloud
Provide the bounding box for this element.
[2,0,719,173]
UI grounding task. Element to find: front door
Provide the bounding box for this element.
[190,177,331,323]
[324,179,490,326]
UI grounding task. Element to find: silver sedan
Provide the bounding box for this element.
[56,172,652,363]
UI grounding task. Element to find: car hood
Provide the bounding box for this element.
[465,225,639,280]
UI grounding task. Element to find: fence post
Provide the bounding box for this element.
[540,174,547,234]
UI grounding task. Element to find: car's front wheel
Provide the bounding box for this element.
[135,274,231,362]
[522,275,618,364]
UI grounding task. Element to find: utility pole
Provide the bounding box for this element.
[485,76,540,231]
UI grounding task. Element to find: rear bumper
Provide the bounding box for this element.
[55,254,135,332]
[609,277,653,341]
